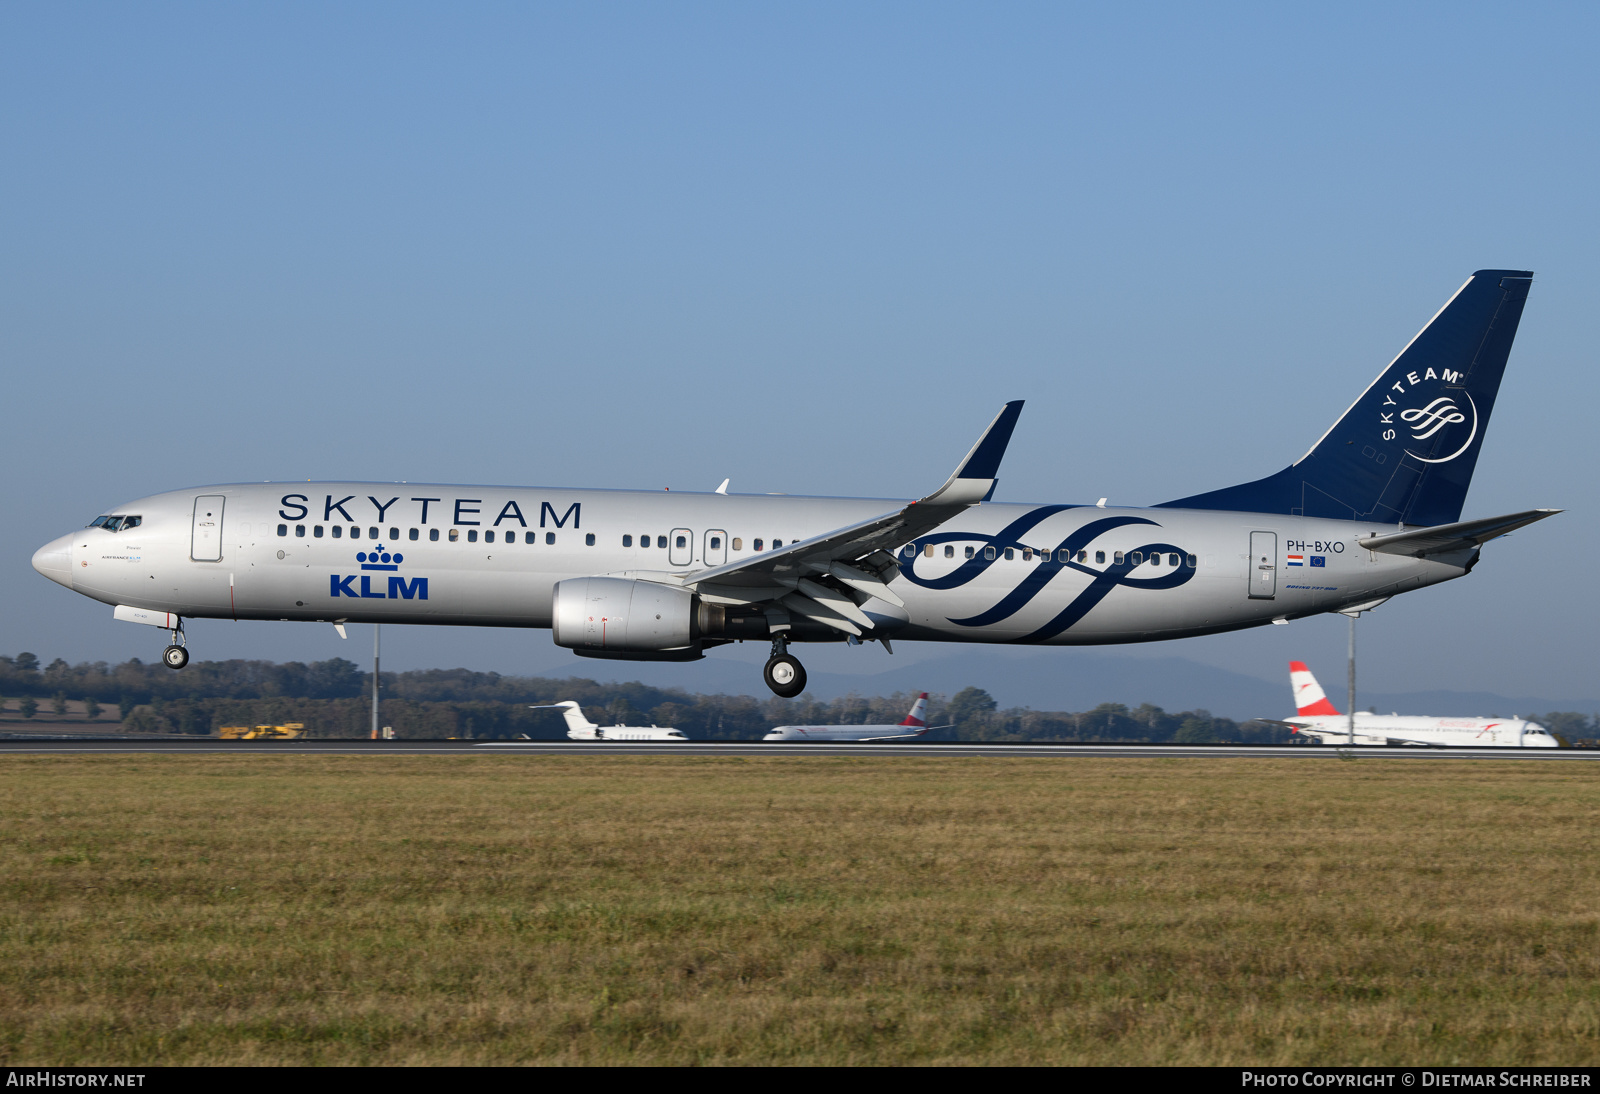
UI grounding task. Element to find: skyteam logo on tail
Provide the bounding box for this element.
[1380,367,1479,465]
[330,551,428,600]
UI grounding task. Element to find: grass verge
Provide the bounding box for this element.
[0,755,1595,1065]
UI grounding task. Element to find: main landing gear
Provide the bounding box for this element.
[162,619,189,670]
[763,635,806,699]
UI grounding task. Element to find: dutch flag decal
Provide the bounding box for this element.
[1286,554,1305,567]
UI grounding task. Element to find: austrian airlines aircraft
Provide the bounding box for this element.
[32,270,1558,699]
[763,692,938,741]
[1273,662,1562,748]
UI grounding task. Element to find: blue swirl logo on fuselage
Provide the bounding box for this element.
[897,506,1194,642]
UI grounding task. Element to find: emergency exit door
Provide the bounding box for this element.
[1248,531,1276,600]
[669,528,694,567]
[191,495,226,562]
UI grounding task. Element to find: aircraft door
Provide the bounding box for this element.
[1248,531,1276,599]
[704,529,728,567]
[191,495,226,562]
[669,528,694,567]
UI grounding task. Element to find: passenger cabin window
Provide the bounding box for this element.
[409,528,419,541]
[586,534,596,546]
[675,535,686,549]
[657,536,667,548]
[368,527,379,540]
[350,526,359,539]
[430,529,440,542]
[924,544,935,558]
[710,536,721,550]
[314,525,324,538]
[1130,551,1142,565]
[1003,547,1014,560]
[1095,551,1105,564]
[1078,550,1088,563]
[945,545,955,558]
[289,523,302,537]
[1150,553,1161,566]
[1186,554,1197,567]
[332,526,342,538]
[485,530,495,543]
[1021,547,1032,561]
[389,527,399,540]
[1168,553,1179,566]
[732,538,742,550]
[449,529,459,542]
[525,532,535,544]
[1114,551,1125,564]
[773,539,783,548]
[623,535,633,547]
[754,539,764,552]
[546,532,555,545]
[984,546,996,560]
[965,546,975,559]
[468,530,478,542]
[277,524,288,536]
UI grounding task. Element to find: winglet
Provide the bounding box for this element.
[921,401,1024,507]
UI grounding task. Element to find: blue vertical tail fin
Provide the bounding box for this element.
[1157,270,1533,526]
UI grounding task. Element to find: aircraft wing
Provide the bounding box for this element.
[676,401,1024,637]
[855,725,947,741]
[1252,718,1311,731]
[1357,509,1561,558]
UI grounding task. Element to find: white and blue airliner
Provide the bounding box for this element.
[33,270,1557,698]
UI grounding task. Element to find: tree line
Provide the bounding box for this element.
[1,652,1594,744]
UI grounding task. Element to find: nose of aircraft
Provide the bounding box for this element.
[31,534,74,589]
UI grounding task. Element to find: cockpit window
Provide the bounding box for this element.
[89,515,140,532]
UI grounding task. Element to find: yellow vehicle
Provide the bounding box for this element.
[218,723,305,740]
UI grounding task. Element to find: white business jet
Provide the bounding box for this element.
[530,701,688,741]
[34,271,1558,699]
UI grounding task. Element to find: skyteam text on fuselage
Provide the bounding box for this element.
[32,271,1558,698]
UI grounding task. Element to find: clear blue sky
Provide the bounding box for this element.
[3,3,1595,702]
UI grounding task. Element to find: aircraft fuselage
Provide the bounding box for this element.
[36,481,1467,646]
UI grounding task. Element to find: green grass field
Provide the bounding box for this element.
[0,755,1595,1065]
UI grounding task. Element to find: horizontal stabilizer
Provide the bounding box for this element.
[1357,508,1561,557]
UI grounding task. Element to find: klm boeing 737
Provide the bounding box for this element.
[32,270,1557,698]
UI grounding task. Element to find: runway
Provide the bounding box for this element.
[0,738,1594,760]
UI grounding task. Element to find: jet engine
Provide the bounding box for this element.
[552,576,703,652]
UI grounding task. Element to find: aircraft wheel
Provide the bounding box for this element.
[163,644,190,670]
[764,654,806,698]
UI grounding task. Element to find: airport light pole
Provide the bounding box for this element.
[1347,612,1356,746]
[371,623,380,742]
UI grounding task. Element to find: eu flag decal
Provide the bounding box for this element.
[1310,556,1326,567]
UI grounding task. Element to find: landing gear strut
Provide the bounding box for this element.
[162,619,188,670]
[763,634,806,699]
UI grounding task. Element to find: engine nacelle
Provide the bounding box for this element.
[552,576,702,652]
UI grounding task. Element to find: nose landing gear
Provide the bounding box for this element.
[763,635,806,698]
[162,619,189,670]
